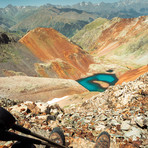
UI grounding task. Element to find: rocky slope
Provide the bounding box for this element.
[0,33,42,77]
[0,72,147,148]
[20,27,94,80]
[72,16,148,68]
[0,76,88,102]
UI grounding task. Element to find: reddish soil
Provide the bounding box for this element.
[92,16,148,56]
[20,28,94,80]
[35,60,84,80]
[116,65,148,85]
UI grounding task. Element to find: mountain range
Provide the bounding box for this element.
[0,0,148,38]
[64,0,148,19]
[0,4,98,37]
[0,0,147,90]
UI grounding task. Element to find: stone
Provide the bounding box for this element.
[95,124,106,131]
[121,121,131,131]
[25,102,41,114]
[124,127,142,140]
[46,115,56,121]
[50,109,59,115]
[69,138,95,148]
[97,114,107,121]
[135,115,147,127]
[114,90,123,97]
[110,119,120,126]
[35,102,48,113]
[10,104,28,114]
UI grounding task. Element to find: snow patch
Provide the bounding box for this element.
[47,96,69,105]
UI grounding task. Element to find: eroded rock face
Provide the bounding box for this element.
[19,27,94,80]
[34,59,84,80]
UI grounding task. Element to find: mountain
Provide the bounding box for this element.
[0,4,38,23]
[72,16,148,72]
[19,27,94,80]
[0,4,98,38]
[0,1,147,37]
[66,0,148,19]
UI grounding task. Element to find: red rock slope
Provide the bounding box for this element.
[92,16,148,57]
[116,65,148,85]
[19,28,94,79]
[73,16,148,67]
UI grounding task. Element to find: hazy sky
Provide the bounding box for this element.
[0,0,120,8]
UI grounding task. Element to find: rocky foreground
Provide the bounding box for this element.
[0,73,148,148]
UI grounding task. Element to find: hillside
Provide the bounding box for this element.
[72,16,148,69]
[0,76,88,102]
[0,32,42,77]
[19,27,94,80]
[116,65,148,85]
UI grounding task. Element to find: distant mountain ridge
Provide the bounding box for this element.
[63,0,148,19]
[0,0,148,37]
[0,4,98,37]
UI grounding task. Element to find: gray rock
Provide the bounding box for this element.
[95,124,106,131]
[47,115,56,121]
[71,113,80,119]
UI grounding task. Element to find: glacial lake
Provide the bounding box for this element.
[77,73,118,92]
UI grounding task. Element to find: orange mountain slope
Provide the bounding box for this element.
[19,27,94,79]
[72,16,148,67]
[34,59,84,80]
[92,16,148,56]
[116,65,148,85]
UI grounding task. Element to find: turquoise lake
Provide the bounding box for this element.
[77,73,118,92]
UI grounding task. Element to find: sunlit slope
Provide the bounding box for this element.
[116,65,148,85]
[72,16,148,66]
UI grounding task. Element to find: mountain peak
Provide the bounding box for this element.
[5,4,14,8]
